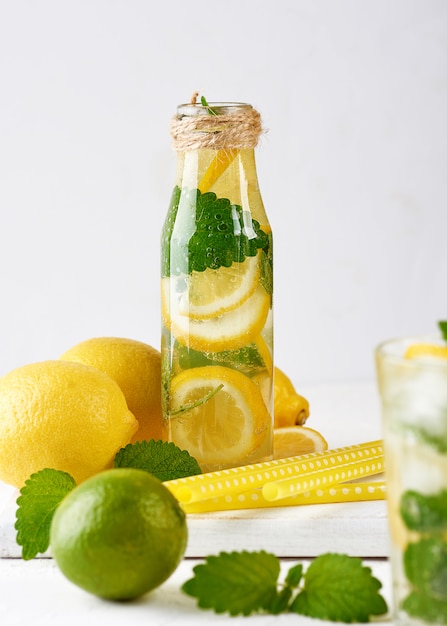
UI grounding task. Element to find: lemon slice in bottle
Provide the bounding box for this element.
[161,283,270,352]
[168,366,271,470]
[174,253,260,320]
[198,148,239,193]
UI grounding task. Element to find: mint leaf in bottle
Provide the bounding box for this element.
[200,95,218,116]
[161,187,270,277]
[15,468,76,560]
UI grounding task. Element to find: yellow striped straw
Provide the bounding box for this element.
[262,442,384,502]
[163,440,383,505]
[183,480,386,514]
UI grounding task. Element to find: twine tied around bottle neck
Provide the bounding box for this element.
[170,95,264,152]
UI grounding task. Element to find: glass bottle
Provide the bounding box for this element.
[161,101,273,472]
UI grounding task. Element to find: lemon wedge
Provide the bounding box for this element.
[273,426,328,460]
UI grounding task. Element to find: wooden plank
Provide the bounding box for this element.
[0,383,389,559]
[1,487,389,559]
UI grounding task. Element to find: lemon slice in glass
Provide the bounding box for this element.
[168,365,271,471]
[404,343,447,360]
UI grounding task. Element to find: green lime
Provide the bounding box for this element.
[50,468,188,600]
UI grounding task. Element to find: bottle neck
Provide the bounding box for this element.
[173,147,268,228]
[171,102,262,152]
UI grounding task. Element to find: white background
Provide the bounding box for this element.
[1,0,446,385]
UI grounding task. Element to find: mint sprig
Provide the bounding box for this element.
[200,95,218,116]
[114,439,202,481]
[182,550,388,621]
[15,469,76,559]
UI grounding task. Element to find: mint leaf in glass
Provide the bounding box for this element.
[401,489,447,533]
[404,537,447,601]
[289,553,388,623]
[402,590,447,624]
[15,468,76,560]
[113,439,202,481]
[438,320,447,341]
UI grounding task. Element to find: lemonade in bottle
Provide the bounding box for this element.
[161,98,273,472]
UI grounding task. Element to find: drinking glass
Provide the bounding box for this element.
[376,335,447,626]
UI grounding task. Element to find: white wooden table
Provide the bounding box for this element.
[0,382,394,625]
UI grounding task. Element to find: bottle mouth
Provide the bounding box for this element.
[177,103,253,118]
[171,103,262,151]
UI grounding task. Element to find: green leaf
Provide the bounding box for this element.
[402,590,447,624]
[267,586,293,614]
[15,469,76,560]
[259,231,273,296]
[289,553,388,623]
[405,424,447,454]
[404,537,447,600]
[439,320,447,341]
[401,489,447,533]
[200,95,218,116]
[113,439,202,481]
[285,562,304,587]
[175,340,270,376]
[182,550,280,616]
[161,186,270,276]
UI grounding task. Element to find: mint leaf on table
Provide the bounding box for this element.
[290,553,388,623]
[15,468,76,560]
[113,439,202,482]
[182,551,388,621]
[182,551,280,616]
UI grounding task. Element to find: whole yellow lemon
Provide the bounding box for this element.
[274,366,310,428]
[60,337,164,444]
[0,360,138,488]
